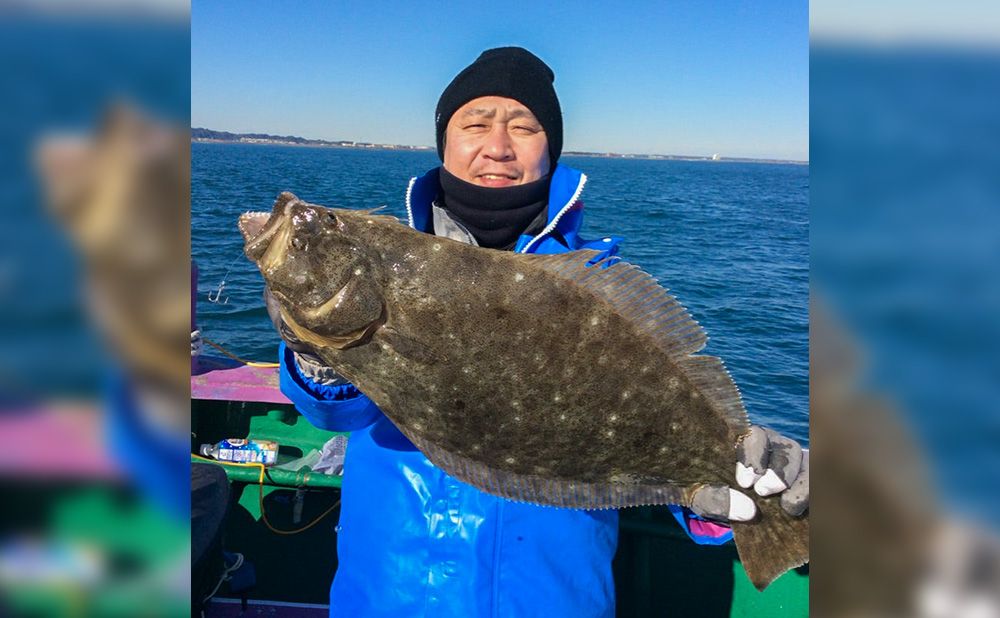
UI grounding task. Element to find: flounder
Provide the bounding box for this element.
[240,192,808,589]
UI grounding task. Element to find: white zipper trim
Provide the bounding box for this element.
[405,176,418,229]
[518,172,587,253]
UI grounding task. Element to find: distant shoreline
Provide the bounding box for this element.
[191,129,808,166]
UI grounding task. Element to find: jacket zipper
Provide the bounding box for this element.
[518,172,587,254]
[405,176,418,229]
[407,171,588,247]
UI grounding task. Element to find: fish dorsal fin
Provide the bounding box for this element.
[524,250,749,438]
[525,250,707,358]
[355,207,399,225]
[678,355,750,438]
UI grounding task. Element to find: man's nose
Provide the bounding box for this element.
[482,124,514,160]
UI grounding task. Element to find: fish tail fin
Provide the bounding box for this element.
[732,494,809,590]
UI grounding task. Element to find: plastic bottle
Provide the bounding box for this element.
[199,439,278,465]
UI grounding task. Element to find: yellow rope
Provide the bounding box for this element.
[192,454,340,535]
[201,337,280,368]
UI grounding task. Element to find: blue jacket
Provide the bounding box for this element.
[280,164,728,618]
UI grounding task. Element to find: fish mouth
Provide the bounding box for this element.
[238,211,271,243]
[240,210,287,265]
[240,192,300,263]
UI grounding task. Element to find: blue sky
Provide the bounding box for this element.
[193,1,808,161]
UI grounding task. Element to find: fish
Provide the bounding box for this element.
[36,103,191,432]
[239,191,809,590]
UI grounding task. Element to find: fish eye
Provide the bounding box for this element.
[291,236,306,250]
[325,211,337,224]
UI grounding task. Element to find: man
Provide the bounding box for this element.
[270,47,807,617]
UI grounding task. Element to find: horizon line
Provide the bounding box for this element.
[191,126,809,165]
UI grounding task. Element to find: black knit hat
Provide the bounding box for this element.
[435,47,562,165]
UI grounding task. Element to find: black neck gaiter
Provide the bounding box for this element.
[438,167,551,250]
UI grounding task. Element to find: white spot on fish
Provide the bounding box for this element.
[606,430,615,438]
[511,401,521,409]
[433,243,441,251]
[659,446,668,453]
[514,416,521,423]
[553,394,562,403]
[691,392,701,400]
[471,444,481,452]
[609,414,618,422]
[413,423,423,431]
[514,272,525,282]
[366,219,374,224]
[505,457,516,465]
[670,422,680,432]
[640,366,650,374]
[380,343,390,351]
[598,355,608,365]
[448,333,456,340]
[621,391,630,400]
[353,267,363,276]
[559,413,567,421]
[462,366,472,374]
[668,377,680,390]
[590,316,600,326]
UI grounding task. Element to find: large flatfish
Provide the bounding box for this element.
[240,192,808,589]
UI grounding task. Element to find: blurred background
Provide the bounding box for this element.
[0,1,190,616]
[811,1,1000,615]
[2,0,1000,615]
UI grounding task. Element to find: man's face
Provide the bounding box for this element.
[443,96,550,188]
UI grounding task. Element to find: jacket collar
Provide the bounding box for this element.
[405,163,587,253]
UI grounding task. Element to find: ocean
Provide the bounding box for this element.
[192,143,809,445]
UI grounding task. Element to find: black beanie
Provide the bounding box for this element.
[435,47,562,165]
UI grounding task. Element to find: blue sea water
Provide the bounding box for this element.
[0,17,189,400]
[192,143,809,445]
[812,47,1000,528]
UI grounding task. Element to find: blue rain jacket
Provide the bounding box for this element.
[280,164,728,618]
[107,368,190,521]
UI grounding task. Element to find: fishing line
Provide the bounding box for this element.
[207,252,244,304]
[200,337,279,369]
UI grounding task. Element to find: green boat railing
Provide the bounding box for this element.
[192,398,808,616]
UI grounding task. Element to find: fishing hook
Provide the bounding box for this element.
[207,280,229,304]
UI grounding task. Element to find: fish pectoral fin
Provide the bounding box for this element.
[380,328,445,365]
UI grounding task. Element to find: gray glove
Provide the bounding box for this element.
[264,287,348,386]
[191,329,203,357]
[293,350,350,387]
[736,426,808,516]
[690,425,808,522]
